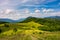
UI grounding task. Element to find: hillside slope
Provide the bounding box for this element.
[20,17,60,31]
[0,17,60,40]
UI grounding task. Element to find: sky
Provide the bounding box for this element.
[0,0,60,20]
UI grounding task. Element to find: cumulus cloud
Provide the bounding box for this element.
[35,9,40,13]
[0,8,60,20]
[41,8,60,17]
[42,8,54,13]
[0,9,31,20]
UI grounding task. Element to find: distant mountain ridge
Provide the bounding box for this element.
[0,18,25,23]
[46,16,60,19]
[0,16,60,23]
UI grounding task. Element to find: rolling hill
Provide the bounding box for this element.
[20,17,60,31]
[0,16,60,40]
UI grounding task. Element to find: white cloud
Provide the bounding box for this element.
[0,9,31,20]
[31,9,42,17]
[0,8,60,20]
[22,9,30,14]
[35,9,40,13]
[42,8,54,13]
[56,12,60,16]
[5,9,14,14]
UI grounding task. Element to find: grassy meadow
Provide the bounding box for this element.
[0,17,60,40]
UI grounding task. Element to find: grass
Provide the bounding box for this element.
[0,31,60,40]
[0,21,60,40]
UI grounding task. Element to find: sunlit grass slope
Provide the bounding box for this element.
[0,21,60,40]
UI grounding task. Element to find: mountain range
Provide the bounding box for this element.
[0,16,60,22]
[0,18,25,23]
[46,16,60,19]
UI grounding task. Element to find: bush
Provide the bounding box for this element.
[0,29,2,33]
[4,24,9,27]
[14,28,17,32]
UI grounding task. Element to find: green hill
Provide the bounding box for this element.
[20,17,60,31]
[0,17,60,40]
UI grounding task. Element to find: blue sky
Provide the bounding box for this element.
[0,0,60,20]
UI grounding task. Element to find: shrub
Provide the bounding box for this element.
[0,29,2,33]
[14,28,17,32]
[4,24,9,27]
